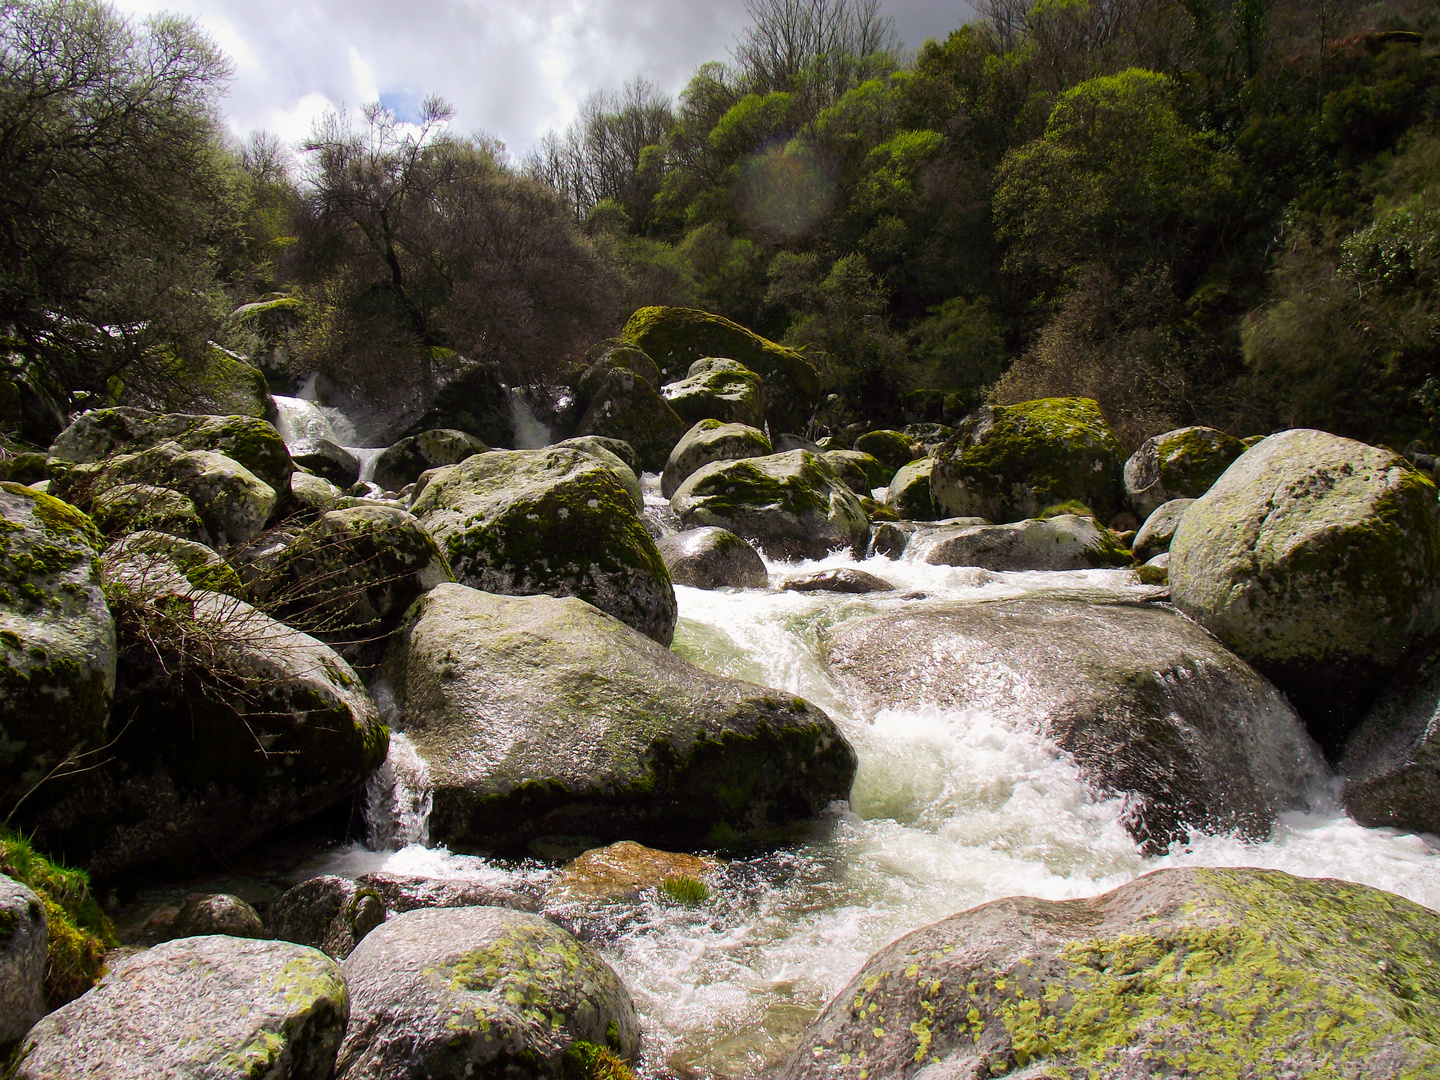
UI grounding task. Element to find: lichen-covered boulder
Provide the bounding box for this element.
[411,448,676,645]
[103,530,242,597]
[170,894,264,940]
[655,527,768,590]
[269,876,385,960]
[884,457,937,520]
[89,482,211,546]
[383,584,856,854]
[907,514,1132,571]
[553,437,643,511]
[50,407,293,494]
[550,840,720,905]
[290,472,343,515]
[119,348,278,424]
[821,449,890,496]
[661,420,773,499]
[931,398,1125,523]
[782,867,1440,1080]
[1170,428,1440,756]
[623,306,820,432]
[288,438,360,488]
[0,485,115,812]
[575,367,689,472]
[14,935,349,1080]
[335,906,639,1080]
[372,429,488,492]
[826,599,1325,850]
[0,874,47,1049]
[1124,424,1247,519]
[670,450,870,561]
[852,430,919,473]
[662,357,766,429]
[1132,496,1193,562]
[573,339,663,413]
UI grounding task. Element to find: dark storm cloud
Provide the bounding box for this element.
[112,0,974,156]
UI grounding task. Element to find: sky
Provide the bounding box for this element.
[109,0,976,160]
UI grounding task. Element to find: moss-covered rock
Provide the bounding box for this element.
[411,448,676,645]
[623,306,820,432]
[931,398,1125,524]
[170,893,265,939]
[670,450,870,561]
[573,339,663,414]
[384,584,856,854]
[553,437,643,512]
[654,527,768,590]
[269,876,386,961]
[0,872,46,1045]
[336,906,639,1080]
[0,484,115,814]
[401,358,513,448]
[662,357,766,429]
[89,482,211,545]
[852,429,920,473]
[901,388,946,424]
[908,514,1132,571]
[288,437,360,488]
[104,530,243,596]
[290,472,343,515]
[1169,428,1440,756]
[1132,496,1193,562]
[884,457,937,520]
[372,429,488,492]
[120,347,279,425]
[575,367,689,473]
[0,453,47,486]
[1124,424,1247,519]
[821,449,891,495]
[903,422,957,452]
[551,840,721,905]
[661,420,773,499]
[15,935,349,1080]
[782,867,1440,1080]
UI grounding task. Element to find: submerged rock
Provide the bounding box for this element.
[411,447,676,645]
[908,514,1132,571]
[16,935,348,1080]
[661,420,772,499]
[1124,424,1247,519]
[372,429,488,492]
[383,584,856,855]
[781,867,1440,1080]
[662,356,766,429]
[335,906,639,1080]
[655,527,768,590]
[551,840,720,905]
[1170,428,1440,756]
[1132,496,1193,562]
[826,598,1325,851]
[781,568,894,594]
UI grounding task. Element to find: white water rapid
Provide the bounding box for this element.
[306,472,1440,1080]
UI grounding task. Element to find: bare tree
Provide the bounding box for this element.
[731,0,898,97]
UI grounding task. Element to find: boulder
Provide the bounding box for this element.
[0,485,115,812]
[560,434,640,474]
[118,348,278,425]
[335,906,639,1080]
[269,876,385,960]
[1170,428,1440,756]
[14,935,348,1080]
[411,447,676,645]
[884,457,937,520]
[104,530,242,595]
[89,482,211,546]
[781,867,1440,1080]
[552,436,643,511]
[931,397,1125,523]
[903,422,956,451]
[575,367,689,472]
[290,472,343,515]
[400,357,513,448]
[170,893,264,939]
[356,872,542,917]
[550,841,720,905]
[662,357,766,429]
[1132,496,1193,562]
[852,430,920,473]
[780,568,894,594]
[383,584,857,854]
[821,450,891,496]
[1124,424,1247,519]
[573,339,663,413]
[661,420,773,499]
[0,875,47,1049]
[1341,637,1440,835]
[623,306,820,432]
[825,598,1326,850]
[371,429,488,492]
[288,437,360,488]
[907,514,1132,571]
[655,527,768,590]
[670,450,870,561]
[0,454,47,487]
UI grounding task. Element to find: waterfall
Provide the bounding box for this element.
[362,731,433,850]
[508,386,553,449]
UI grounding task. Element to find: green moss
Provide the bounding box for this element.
[658,875,710,906]
[853,430,919,471]
[1153,426,1246,496]
[562,1041,636,1080]
[2,485,101,552]
[1038,500,1096,519]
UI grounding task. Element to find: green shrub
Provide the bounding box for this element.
[658,874,710,906]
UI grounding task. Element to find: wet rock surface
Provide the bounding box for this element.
[656,527,768,590]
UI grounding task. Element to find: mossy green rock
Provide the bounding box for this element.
[1131,497,1193,563]
[553,437,643,512]
[372,429,488,493]
[411,448,676,645]
[0,484,114,811]
[822,450,891,495]
[909,514,1131,571]
[828,599,1323,851]
[384,584,856,854]
[654,527,769,590]
[662,357,767,429]
[120,348,279,425]
[1169,428,1440,756]
[269,876,386,961]
[884,458,937,520]
[290,472,342,515]
[0,454,47,486]
[931,398,1125,524]
[335,906,638,1080]
[50,407,293,493]
[574,339,663,412]
[90,482,211,546]
[1124,424,1247,519]
[784,867,1440,1080]
[670,450,870,561]
[575,367,689,473]
[623,306,820,432]
[401,358,513,448]
[661,420,773,499]
[15,935,348,1080]
[104,530,242,595]
[852,430,920,473]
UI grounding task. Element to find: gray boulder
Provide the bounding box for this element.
[171,893,264,939]
[289,471,343,515]
[411,447,676,645]
[553,436,643,511]
[14,935,349,1080]
[781,568,894,594]
[670,450,870,561]
[661,420,772,499]
[1132,496,1193,562]
[884,457,937,520]
[656,527,768,590]
[820,449,890,495]
[556,435,640,474]
[575,367,688,472]
[89,482,211,546]
[372,429,488,492]
[335,906,639,1080]
[573,340,662,414]
[288,438,361,488]
[907,514,1132,571]
[825,599,1326,851]
[356,872,542,916]
[383,583,857,854]
[0,875,46,1049]
[662,356,766,429]
[781,867,1440,1080]
[103,530,242,595]
[269,876,386,960]
[1124,424,1247,519]
[1170,428,1440,755]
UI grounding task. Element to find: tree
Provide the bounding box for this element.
[733,0,898,102]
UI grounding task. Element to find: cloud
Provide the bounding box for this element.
[109,0,974,158]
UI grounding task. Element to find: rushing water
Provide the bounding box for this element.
[300,475,1440,1079]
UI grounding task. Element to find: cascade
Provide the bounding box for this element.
[507,385,553,449]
